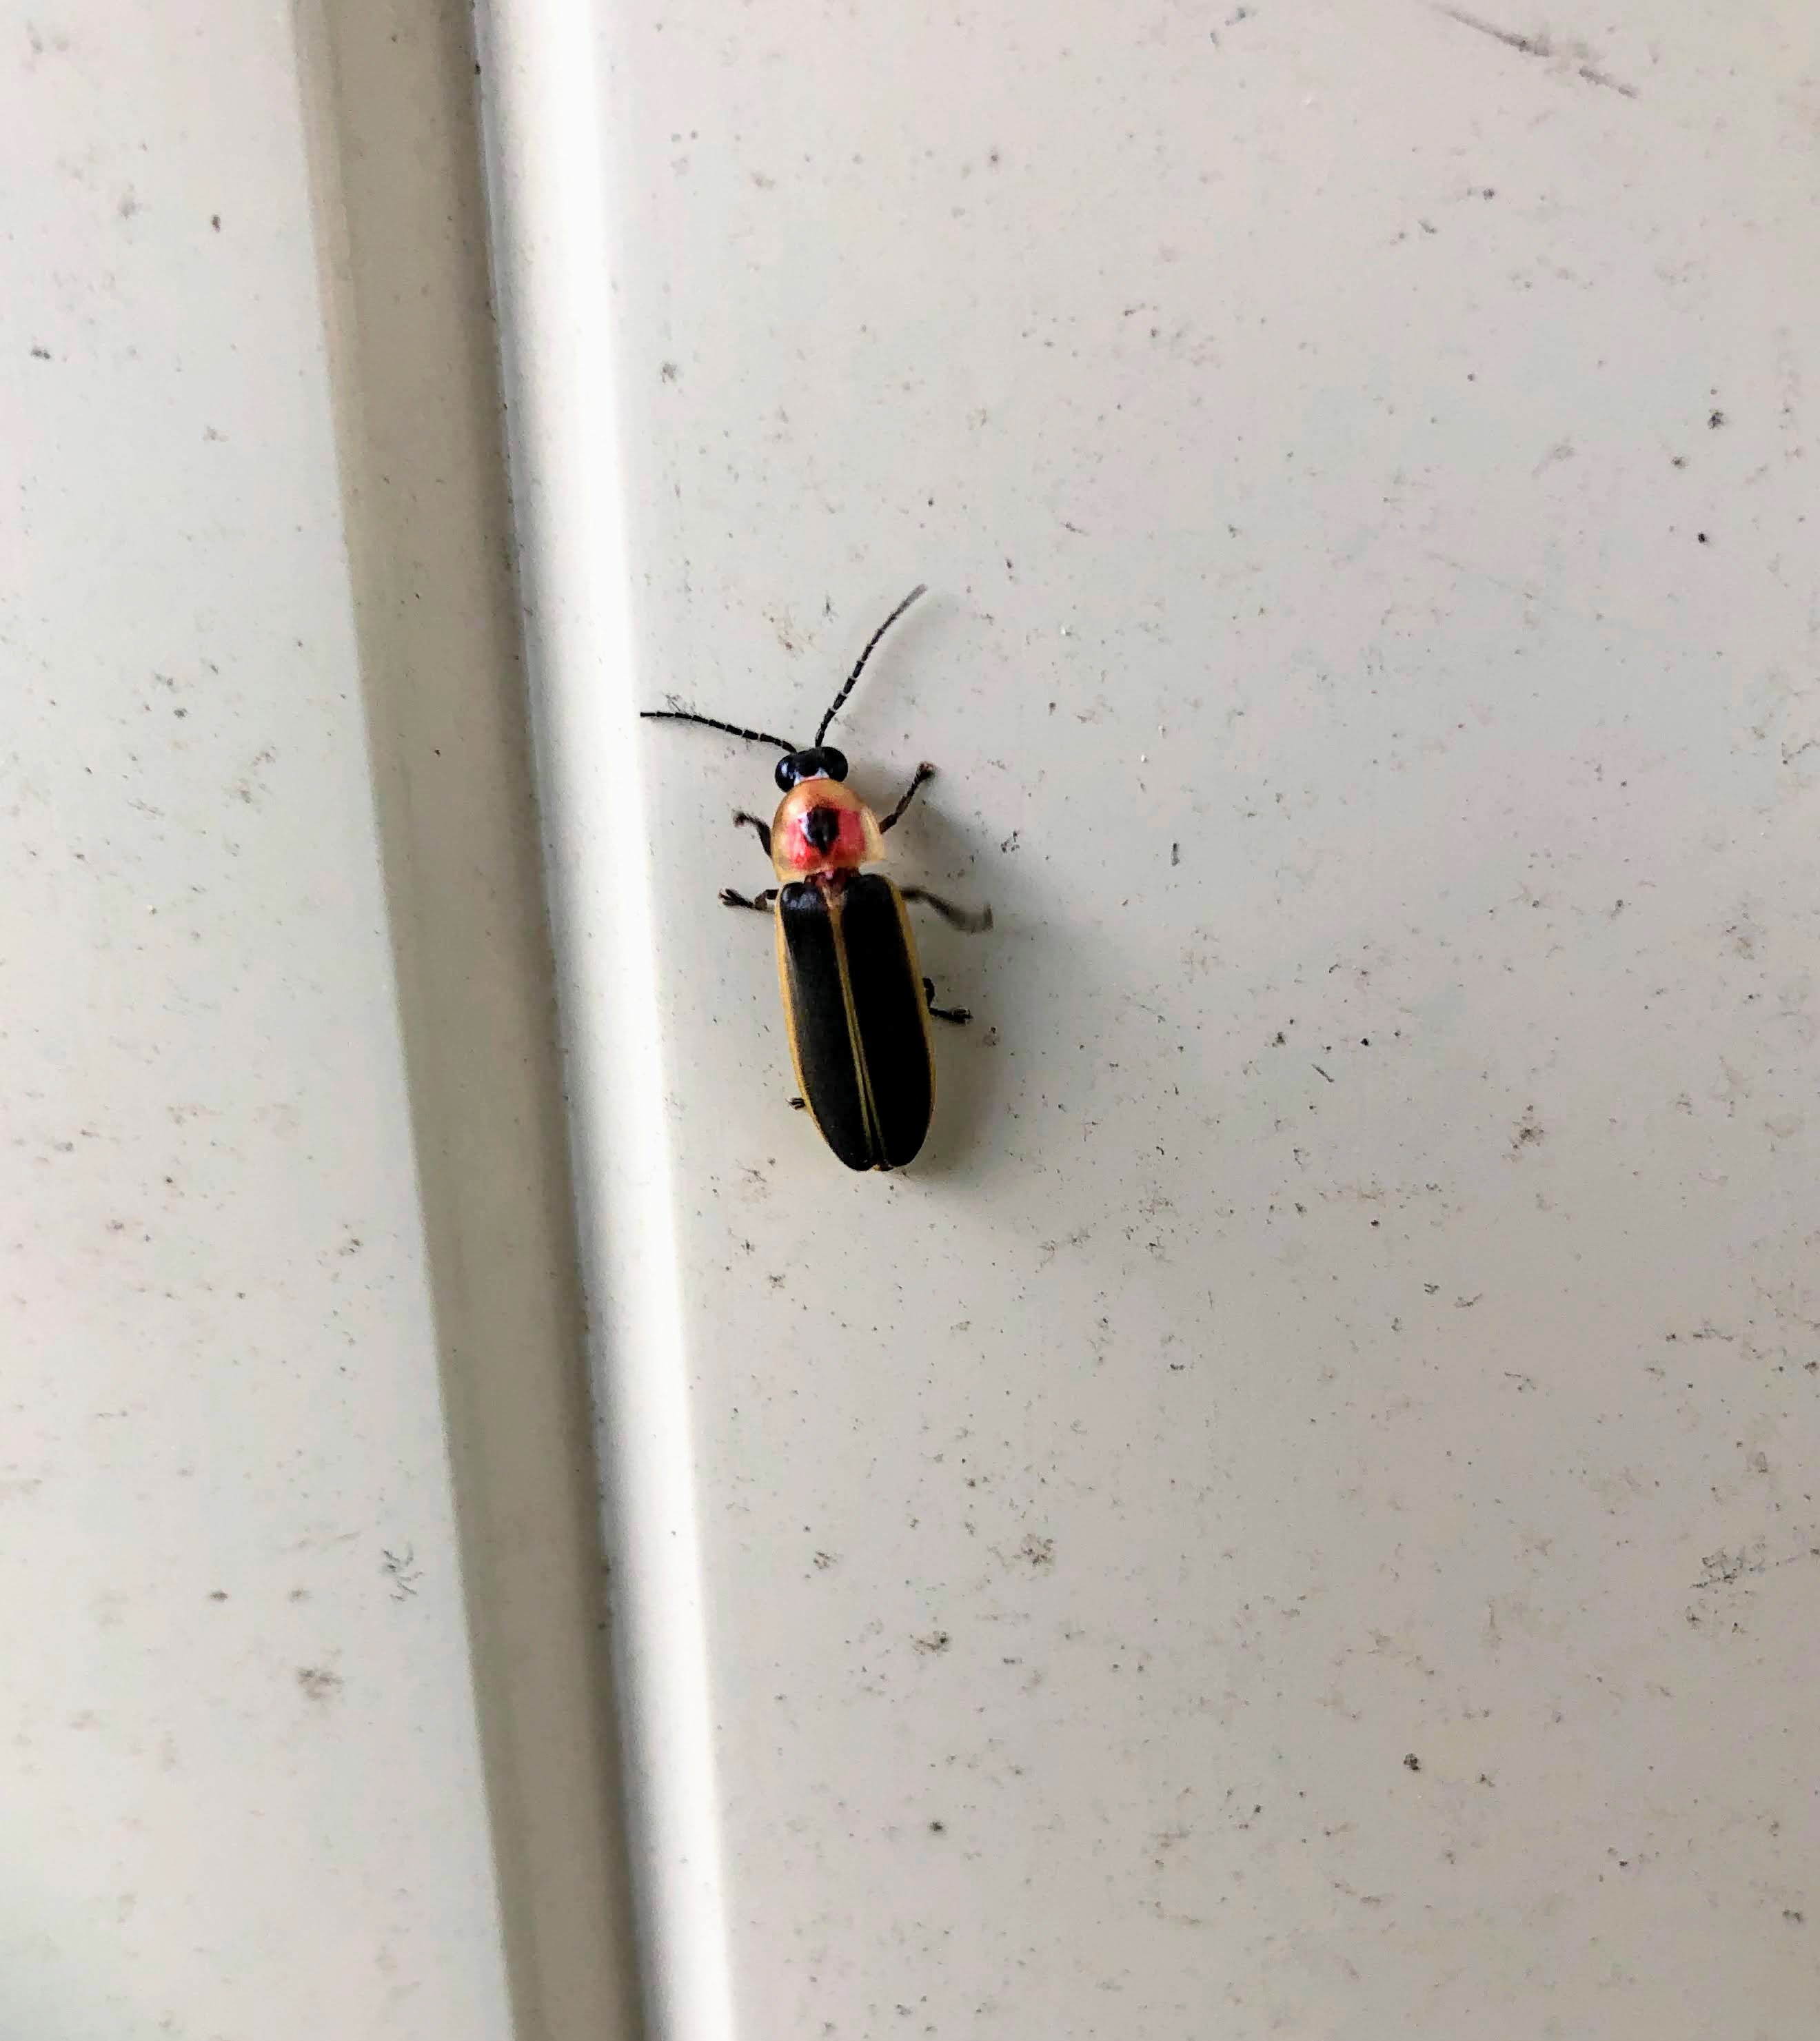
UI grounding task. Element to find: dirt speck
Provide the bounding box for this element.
[1020,1534,1055,1570]
[1708,409,1726,429]
[762,607,805,655]
[1037,1228,1093,1269]
[1694,1545,1758,1589]
[227,747,277,808]
[1403,1752,1422,1772]
[912,1630,951,1654]
[296,1666,342,1704]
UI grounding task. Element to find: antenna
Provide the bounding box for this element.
[813,584,928,747]
[638,709,798,753]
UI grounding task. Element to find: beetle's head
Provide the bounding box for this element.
[769,774,883,880]
[774,746,849,793]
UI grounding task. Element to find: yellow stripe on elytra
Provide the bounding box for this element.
[890,880,938,1109]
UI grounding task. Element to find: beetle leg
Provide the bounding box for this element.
[899,885,993,934]
[879,761,936,833]
[923,975,972,1025]
[719,886,778,913]
[732,809,772,858]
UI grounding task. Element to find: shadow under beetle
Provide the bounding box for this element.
[641,585,991,1172]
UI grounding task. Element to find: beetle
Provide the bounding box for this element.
[641,584,991,1172]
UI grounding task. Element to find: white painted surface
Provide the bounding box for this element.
[487,0,1820,2033]
[2,6,542,2035]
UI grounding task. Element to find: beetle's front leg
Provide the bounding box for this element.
[732,810,772,859]
[719,886,778,913]
[880,762,936,833]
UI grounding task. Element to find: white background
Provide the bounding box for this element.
[494,0,1820,2034]
[6,0,1818,2037]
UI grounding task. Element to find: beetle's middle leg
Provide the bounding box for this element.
[719,886,778,913]
[924,976,973,1025]
[732,810,772,858]
[900,885,992,934]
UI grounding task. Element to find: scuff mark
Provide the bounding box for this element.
[1693,1543,1820,1592]
[1435,6,1639,98]
[381,1545,421,1601]
[1531,438,1575,477]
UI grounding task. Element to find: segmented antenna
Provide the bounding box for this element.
[813,584,929,747]
[639,709,798,753]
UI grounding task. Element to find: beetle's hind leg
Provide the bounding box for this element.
[880,762,936,833]
[900,885,993,934]
[719,885,778,913]
[731,810,772,859]
[924,975,973,1025]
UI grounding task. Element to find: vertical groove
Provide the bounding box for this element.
[293,1,646,2033]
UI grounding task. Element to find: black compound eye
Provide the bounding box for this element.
[817,747,849,782]
[774,755,801,793]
